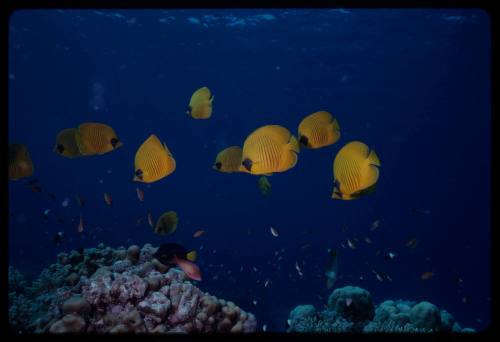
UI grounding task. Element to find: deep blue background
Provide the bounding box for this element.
[8,9,491,332]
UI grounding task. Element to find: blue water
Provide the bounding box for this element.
[8,8,491,332]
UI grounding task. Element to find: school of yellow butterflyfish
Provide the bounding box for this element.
[9,86,380,200]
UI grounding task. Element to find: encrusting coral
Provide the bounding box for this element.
[287,286,476,333]
[8,243,257,333]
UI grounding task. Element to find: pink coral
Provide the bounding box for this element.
[110,274,147,304]
[81,272,113,306]
[168,282,202,324]
[21,244,258,334]
[138,291,171,320]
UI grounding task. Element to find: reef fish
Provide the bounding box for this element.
[297,111,340,149]
[347,239,356,249]
[370,219,381,231]
[385,252,397,260]
[421,271,434,280]
[187,86,214,119]
[154,210,178,235]
[295,261,303,276]
[147,210,154,227]
[153,243,200,281]
[406,238,419,249]
[9,143,34,180]
[153,243,197,264]
[77,214,84,233]
[258,176,272,197]
[241,125,300,175]
[43,209,51,221]
[134,134,176,183]
[412,208,431,215]
[193,230,205,238]
[104,192,112,205]
[332,141,380,200]
[75,122,122,155]
[136,187,144,202]
[213,146,248,173]
[173,255,202,281]
[54,128,82,158]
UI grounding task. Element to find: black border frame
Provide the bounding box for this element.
[1,1,496,341]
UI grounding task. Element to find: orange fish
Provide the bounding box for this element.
[136,187,144,202]
[104,192,112,205]
[421,271,434,280]
[173,255,202,281]
[77,214,84,233]
[193,230,205,238]
[147,211,154,227]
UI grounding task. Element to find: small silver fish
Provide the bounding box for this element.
[61,198,70,207]
[347,239,356,249]
[270,226,279,237]
[372,269,383,282]
[264,279,270,287]
[262,324,267,332]
[370,219,381,231]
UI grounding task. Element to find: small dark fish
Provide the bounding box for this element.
[462,297,469,304]
[384,252,397,260]
[53,231,63,244]
[372,269,383,282]
[412,208,431,215]
[43,209,51,221]
[47,193,57,201]
[76,247,84,254]
[421,271,434,280]
[300,243,311,250]
[370,219,381,231]
[406,237,419,249]
[57,217,65,224]
[136,216,144,225]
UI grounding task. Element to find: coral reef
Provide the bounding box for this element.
[287,286,476,333]
[8,243,257,333]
